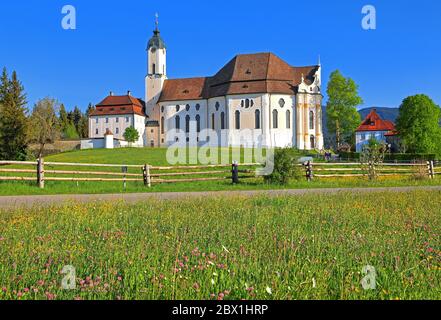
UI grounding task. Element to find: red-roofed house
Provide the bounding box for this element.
[355,109,397,152]
[87,91,147,147]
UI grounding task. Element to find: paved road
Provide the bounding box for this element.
[0,186,440,209]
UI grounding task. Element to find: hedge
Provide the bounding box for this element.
[338,152,437,161]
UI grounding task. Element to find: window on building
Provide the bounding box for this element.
[310,135,316,149]
[235,110,241,130]
[255,109,261,129]
[245,99,250,108]
[126,117,129,123]
[241,100,244,108]
[186,104,190,112]
[286,110,291,129]
[196,104,201,111]
[215,102,220,111]
[220,112,225,130]
[106,118,109,123]
[95,128,98,135]
[175,115,180,130]
[279,99,285,108]
[309,111,314,130]
[196,115,201,133]
[116,128,119,134]
[211,113,215,130]
[185,115,190,133]
[161,106,164,113]
[152,63,156,74]
[161,117,164,134]
[176,105,180,112]
[95,118,98,124]
[273,110,278,129]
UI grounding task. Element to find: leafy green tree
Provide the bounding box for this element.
[28,98,61,158]
[326,70,363,149]
[0,68,29,160]
[123,126,140,147]
[396,94,441,155]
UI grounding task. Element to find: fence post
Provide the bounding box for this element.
[146,165,151,187]
[232,161,239,184]
[37,157,44,189]
[429,160,435,179]
[305,161,313,181]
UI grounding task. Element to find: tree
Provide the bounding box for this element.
[28,98,61,158]
[326,70,363,149]
[360,138,387,181]
[0,68,29,160]
[395,94,441,155]
[123,126,139,147]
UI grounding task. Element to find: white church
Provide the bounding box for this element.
[88,20,324,150]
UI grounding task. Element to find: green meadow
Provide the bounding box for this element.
[0,191,439,300]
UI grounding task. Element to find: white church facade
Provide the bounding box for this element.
[88,22,324,150]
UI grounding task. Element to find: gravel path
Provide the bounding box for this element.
[0,186,440,209]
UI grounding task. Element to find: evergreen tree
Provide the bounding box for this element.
[0,68,29,160]
[59,104,69,130]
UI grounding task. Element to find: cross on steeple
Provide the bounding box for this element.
[155,13,159,31]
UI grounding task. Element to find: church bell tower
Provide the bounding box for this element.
[145,13,167,118]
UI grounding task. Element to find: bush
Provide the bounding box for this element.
[264,148,302,185]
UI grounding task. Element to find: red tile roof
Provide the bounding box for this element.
[90,95,146,117]
[356,109,396,132]
[158,53,320,102]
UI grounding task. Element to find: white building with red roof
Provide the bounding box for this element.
[88,91,147,147]
[87,19,325,149]
[355,109,397,152]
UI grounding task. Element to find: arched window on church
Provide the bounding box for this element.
[309,111,315,130]
[221,112,225,130]
[255,109,261,129]
[310,135,315,149]
[152,63,156,74]
[273,110,278,129]
[286,110,291,129]
[161,117,164,134]
[175,115,180,130]
[211,114,215,130]
[196,115,201,133]
[185,115,190,133]
[235,110,241,130]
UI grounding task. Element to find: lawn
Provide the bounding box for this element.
[0,147,440,196]
[0,190,439,300]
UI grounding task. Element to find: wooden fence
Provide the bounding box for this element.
[0,159,259,189]
[0,159,439,189]
[302,160,438,180]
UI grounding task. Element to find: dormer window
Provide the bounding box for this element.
[183,89,189,94]
[246,69,251,74]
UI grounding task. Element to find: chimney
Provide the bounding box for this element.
[127,90,131,96]
[109,91,113,96]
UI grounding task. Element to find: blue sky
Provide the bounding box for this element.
[0,0,440,112]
